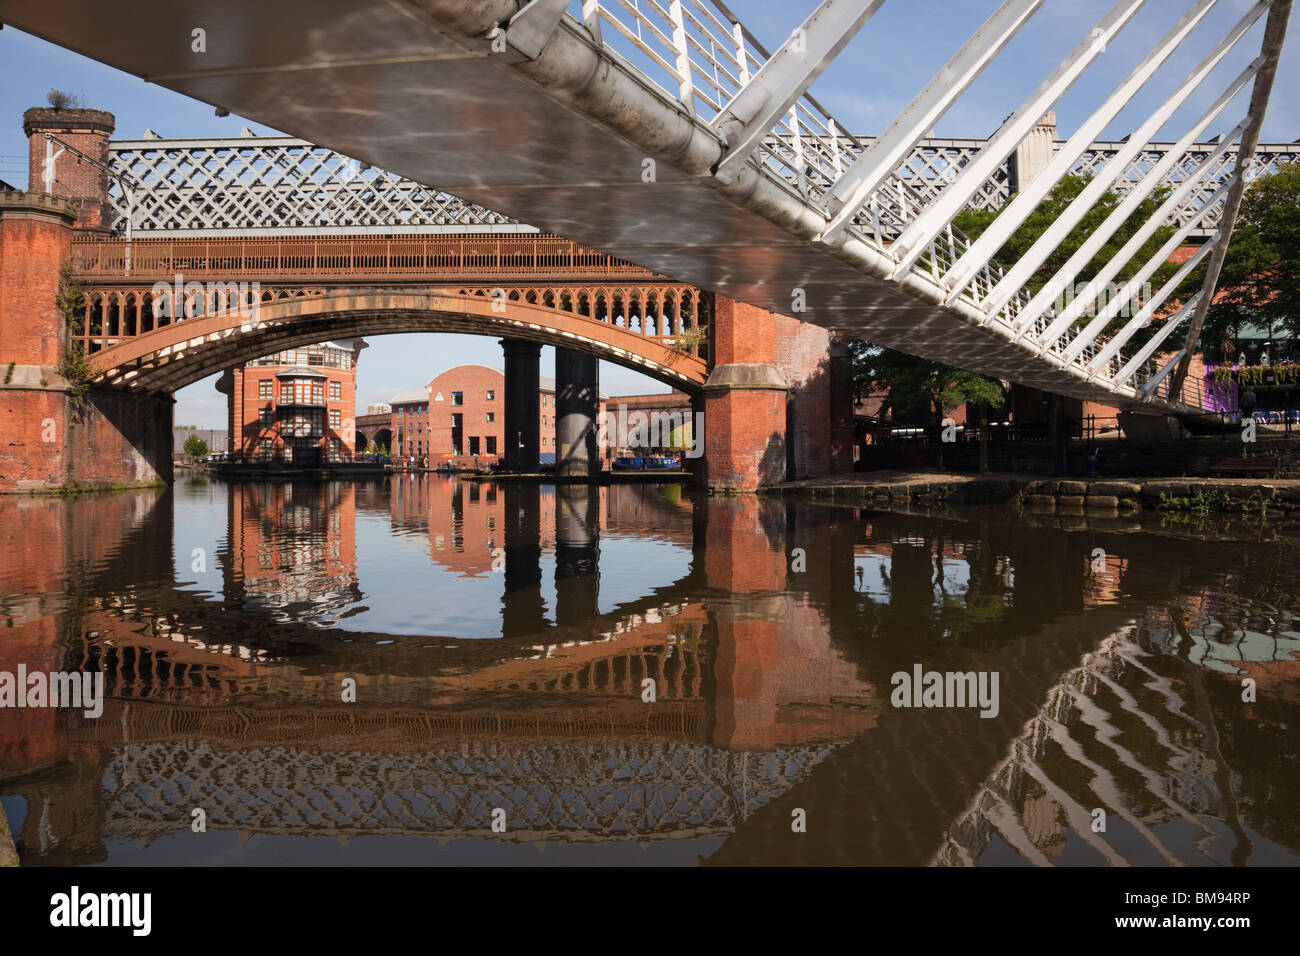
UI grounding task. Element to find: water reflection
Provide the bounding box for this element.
[1,478,1298,865]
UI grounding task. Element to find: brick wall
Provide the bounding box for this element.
[0,192,75,367]
[773,313,841,478]
[67,389,173,486]
[23,107,116,231]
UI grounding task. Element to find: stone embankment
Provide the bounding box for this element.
[773,470,1300,514]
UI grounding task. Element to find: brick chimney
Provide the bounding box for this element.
[23,106,116,231]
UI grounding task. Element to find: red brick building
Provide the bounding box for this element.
[387,365,607,467]
[218,339,366,465]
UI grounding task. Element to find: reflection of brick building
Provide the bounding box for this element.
[225,482,360,620]
[390,475,570,574]
[388,365,606,465]
[219,339,366,464]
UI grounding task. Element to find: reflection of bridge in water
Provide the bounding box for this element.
[4,482,1299,863]
[96,734,839,846]
[936,602,1300,867]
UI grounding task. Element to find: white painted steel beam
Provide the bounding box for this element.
[986,2,1267,322]
[941,0,1220,300]
[500,0,572,59]
[815,0,1044,244]
[711,0,886,183]
[1081,236,1216,380]
[1139,347,1188,399]
[1057,191,1229,365]
[1031,140,1244,351]
[1000,58,1261,338]
[1114,293,1203,383]
[889,0,1149,279]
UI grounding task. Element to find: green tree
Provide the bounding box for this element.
[954,173,1179,350]
[1198,163,1300,362]
[850,341,1005,470]
[183,434,209,459]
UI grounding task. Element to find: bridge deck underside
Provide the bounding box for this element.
[0,0,1190,412]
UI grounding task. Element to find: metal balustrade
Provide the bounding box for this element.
[70,234,663,281]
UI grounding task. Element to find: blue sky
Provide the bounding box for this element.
[1,0,1295,428]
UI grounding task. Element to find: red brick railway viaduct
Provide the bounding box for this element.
[1,107,851,493]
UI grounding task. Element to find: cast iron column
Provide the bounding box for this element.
[500,338,541,472]
[555,347,599,477]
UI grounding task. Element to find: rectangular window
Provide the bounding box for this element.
[330,409,341,428]
[313,382,324,405]
[486,390,495,401]
[469,436,480,456]
[258,379,272,400]
[452,392,464,406]
[280,383,292,403]
[486,436,497,456]
[486,412,494,423]
[329,381,341,401]
[260,408,273,427]
[258,437,272,461]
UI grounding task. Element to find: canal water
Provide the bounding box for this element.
[1,474,1298,866]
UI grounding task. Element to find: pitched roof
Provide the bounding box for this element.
[389,387,428,405]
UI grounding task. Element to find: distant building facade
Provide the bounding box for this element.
[173,426,229,455]
[383,365,606,467]
[599,391,694,456]
[219,339,366,465]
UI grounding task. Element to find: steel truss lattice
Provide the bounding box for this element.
[106,137,533,237]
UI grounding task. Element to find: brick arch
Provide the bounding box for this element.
[87,290,709,394]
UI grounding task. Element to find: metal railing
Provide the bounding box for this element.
[70,234,663,281]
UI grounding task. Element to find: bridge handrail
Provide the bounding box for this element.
[68,234,669,281]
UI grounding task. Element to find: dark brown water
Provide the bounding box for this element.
[2,474,1298,866]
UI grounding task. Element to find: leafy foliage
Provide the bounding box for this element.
[46,89,86,110]
[954,173,1183,353]
[56,262,91,413]
[848,340,1003,430]
[953,173,1178,297]
[1199,163,1300,360]
[183,434,209,458]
